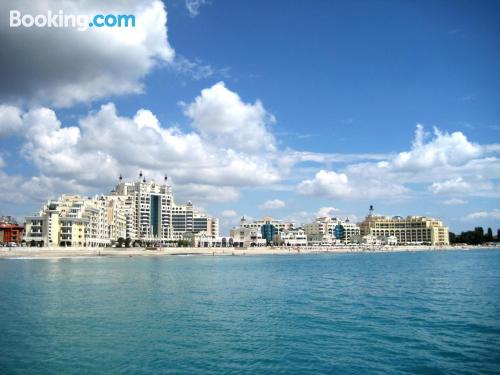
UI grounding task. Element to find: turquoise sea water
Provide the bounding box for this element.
[0,250,499,374]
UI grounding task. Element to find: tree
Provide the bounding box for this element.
[116,237,125,248]
[486,228,493,242]
[449,232,457,244]
[177,239,190,247]
[125,238,132,248]
[474,227,484,239]
[497,229,500,241]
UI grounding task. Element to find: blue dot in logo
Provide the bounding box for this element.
[88,22,93,27]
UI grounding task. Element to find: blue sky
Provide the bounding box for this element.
[0,0,499,234]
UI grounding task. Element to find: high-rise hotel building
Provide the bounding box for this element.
[25,174,219,247]
[359,211,449,246]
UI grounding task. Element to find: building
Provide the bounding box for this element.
[109,175,219,245]
[303,217,360,245]
[239,216,294,233]
[232,216,295,246]
[24,174,220,247]
[24,195,111,247]
[109,175,174,244]
[0,219,24,245]
[359,209,449,246]
[279,228,308,246]
[184,232,235,248]
[170,201,219,240]
[358,234,398,246]
[229,226,267,247]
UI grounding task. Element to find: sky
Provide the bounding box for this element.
[0,0,499,235]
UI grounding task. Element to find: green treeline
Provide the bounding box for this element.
[449,227,498,245]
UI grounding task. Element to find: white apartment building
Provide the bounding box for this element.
[25,195,111,247]
[303,217,361,244]
[229,227,267,247]
[170,201,219,240]
[239,216,294,233]
[110,176,174,244]
[25,175,221,247]
[279,228,308,246]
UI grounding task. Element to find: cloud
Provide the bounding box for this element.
[0,0,174,107]
[463,209,500,221]
[183,81,276,154]
[259,199,285,210]
[317,207,340,217]
[298,170,352,198]
[0,105,23,138]
[171,56,229,81]
[185,0,210,17]
[297,124,500,200]
[221,209,238,218]
[0,83,285,205]
[392,125,482,171]
[429,177,471,195]
[442,198,467,206]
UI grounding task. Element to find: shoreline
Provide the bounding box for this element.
[0,245,497,259]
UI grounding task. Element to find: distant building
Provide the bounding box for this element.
[25,174,220,247]
[229,226,266,247]
[303,217,360,245]
[358,234,398,246]
[359,210,449,246]
[279,228,308,246]
[232,216,295,247]
[261,221,277,244]
[0,221,24,245]
[239,216,294,233]
[25,195,111,247]
[184,232,235,248]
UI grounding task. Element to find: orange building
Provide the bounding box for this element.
[0,223,24,245]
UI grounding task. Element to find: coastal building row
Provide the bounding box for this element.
[24,175,219,247]
[19,180,449,249]
[223,208,449,248]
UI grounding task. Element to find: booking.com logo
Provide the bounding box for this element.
[9,10,136,31]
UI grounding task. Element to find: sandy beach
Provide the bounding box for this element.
[0,244,494,259]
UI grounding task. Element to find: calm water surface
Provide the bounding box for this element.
[0,250,499,374]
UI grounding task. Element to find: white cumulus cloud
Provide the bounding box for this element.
[297,124,500,200]
[183,81,276,154]
[429,177,471,195]
[0,0,175,107]
[0,83,286,205]
[259,199,285,210]
[317,207,340,217]
[463,209,500,221]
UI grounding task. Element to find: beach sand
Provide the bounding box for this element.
[0,244,492,259]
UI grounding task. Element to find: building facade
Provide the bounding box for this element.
[24,195,111,247]
[229,227,267,247]
[359,214,449,246]
[239,216,294,233]
[0,218,24,245]
[24,175,220,247]
[303,217,361,245]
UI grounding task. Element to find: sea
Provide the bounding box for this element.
[0,249,499,374]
